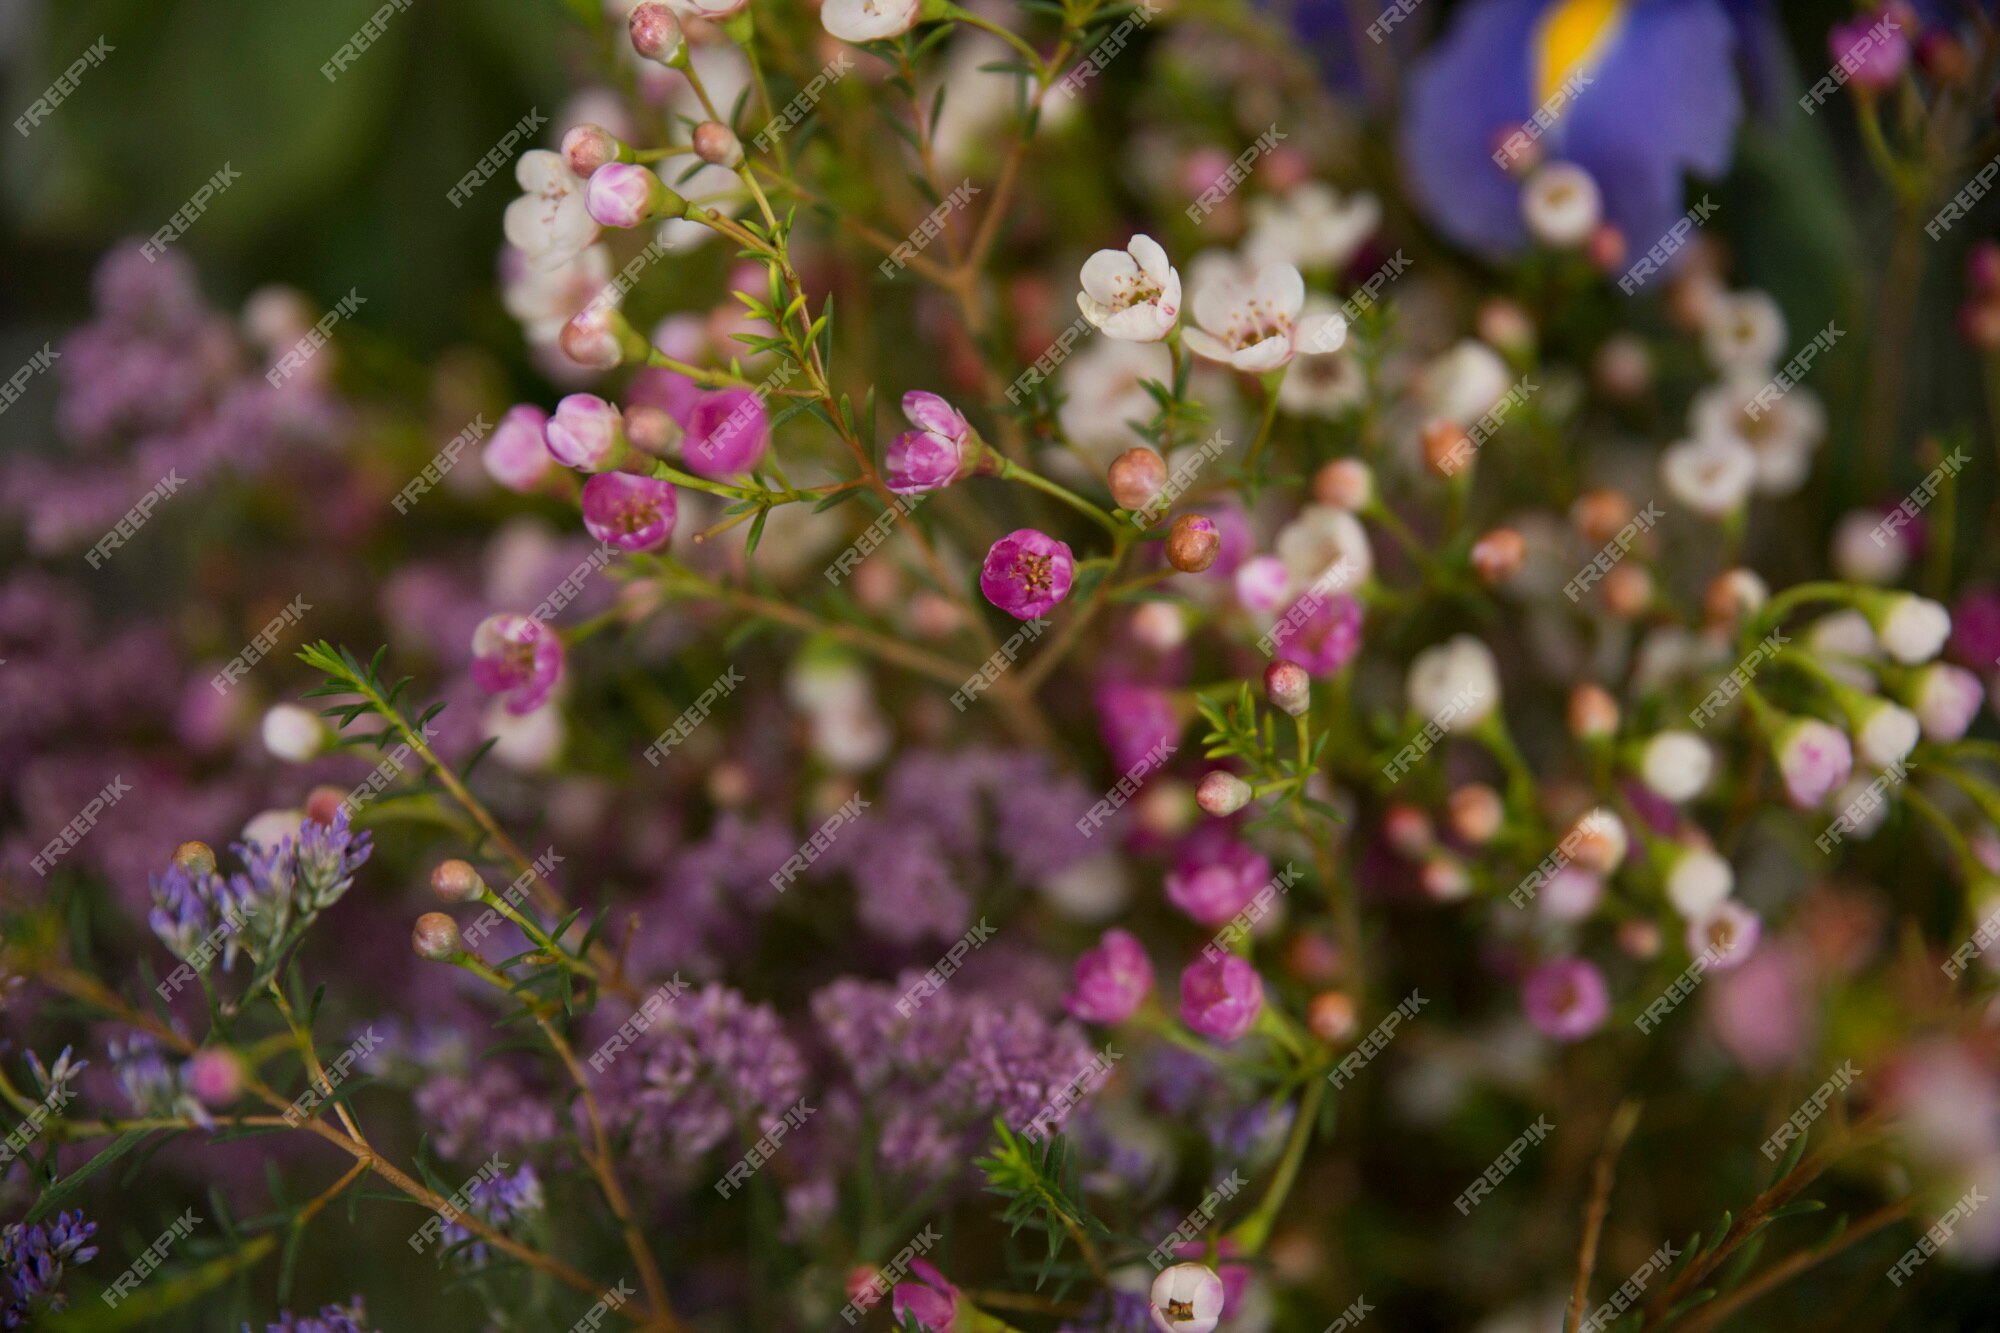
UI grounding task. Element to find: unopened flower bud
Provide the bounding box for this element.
[1196,771,1254,817]
[692,121,744,169]
[1469,528,1524,585]
[1602,563,1653,618]
[1569,683,1619,739]
[1476,298,1535,359]
[561,303,651,370]
[628,1,685,64]
[1420,852,1471,901]
[585,163,685,230]
[1383,803,1433,858]
[172,841,217,878]
[303,785,348,828]
[1571,488,1632,545]
[1618,918,1662,960]
[1567,807,1629,874]
[625,404,684,458]
[185,1048,243,1108]
[1704,568,1768,625]
[1166,514,1220,573]
[1422,420,1471,476]
[562,124,631,178]
[1107,447,1167,511]
[1307,990,1359,1043]
[431,859,486,903]
[1447,783,1503,845]
[412,912,462,961]
[1588,223,1626,272]
[1593,333,1651,400]
[1264,660,1311,717]
[1131,601,1187,651]
[545,392,630,472]
[1312,458,1373,510]
[261,702,325,763]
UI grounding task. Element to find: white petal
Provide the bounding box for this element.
[1180,326,1235,364]
[1294,312,1347,356]
[1080,248,1141,305]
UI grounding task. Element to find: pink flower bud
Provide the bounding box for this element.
[1264,660,1311,717]
[585,163,684,229]
[1167,514,1220,572]
[891,1259,958,1333]
[624,404,684,458]
[1178,955,1264,1043]
[185,1049,244,1108]
[683,387,770,477]
[1774,717,1854,808]
[1064,928,1154,1025]
[413,912,462,961]
[628,2,685,64]
[1312,458,1373,510]
[692,121,744,169]
[1688,900,1761,970]
[1165,827,1270,925]
[885,392,971,494]
[561,303,648,370]
[1195,771,1253,817]
[1108,447,1168,511]
[431,859,486,903]
[545,393,630,472]
[1911,664,1984,741]
[562,124,630,178]
[484,404,558,493]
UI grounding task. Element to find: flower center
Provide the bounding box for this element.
[1111,272,1163,308]
[1167,1298,1195,1320]
[1222,298,1293,350]
[1013,551,1054,594]
[611,497,659,535]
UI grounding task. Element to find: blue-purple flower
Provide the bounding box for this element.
[1400,0,1743,259]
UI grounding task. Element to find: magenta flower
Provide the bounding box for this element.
[885,391,973,495]
[545,393,628,473]
[1827,13,1909,92]
[1274,591,1363,677]
[1065,928,1154,1024]
[1522,958,1610,1042]
[1164,826,1271,927]
[1096,683,1179,773]
[1773,717,1853,809]
[891,1258,958,1332]
[581,473,677,552]
[980,528,1075,619]
[683,388,769,478]
[1179,955,1264,1043]
[470,613,564,714]
[484,404,556,493]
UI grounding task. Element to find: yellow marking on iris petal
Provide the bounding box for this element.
[1533,0,1628,109]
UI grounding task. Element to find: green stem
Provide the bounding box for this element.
[997,458,1122,534]
[1228,1078,1325,1252]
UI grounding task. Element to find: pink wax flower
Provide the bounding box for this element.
[885,391,974,495]
[1095,682,1179,773]
[1234,555,1290,614]
[1950,588,2000,667]
[544,393,628,473]
[1709,944,1812,1073]
[1164,825,1272,926]
[1522,958,1609,1041]
[1179,955,1264,1042]
[1273,591,1363,677]
[1773,717,1853,809]
[981,528,1075,619]
[484,404,557,493]
[581,472,677,552]
[683,388,769,478]
[1827,12,1910,91]
[1065,928,1155,1024]
[1688,900,1761,971]
[1170,1239,1252,1312]
[470,613,564,714]
[891,1258,958,1332]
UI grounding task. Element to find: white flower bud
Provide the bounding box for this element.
[1640,731,1713,803]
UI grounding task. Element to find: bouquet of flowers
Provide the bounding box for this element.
[4,0,2000,1328]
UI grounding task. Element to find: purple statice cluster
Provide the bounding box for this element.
[591,983,809,1183]
[0,1210,96,1328]
[412,1061,561,1165]
[246,1297,376,1333]
[1,245,346,559]
[810,971,1098,1190]
[147,810,373,974]
[438,1164,545,1267]
[811,748,1105,944]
